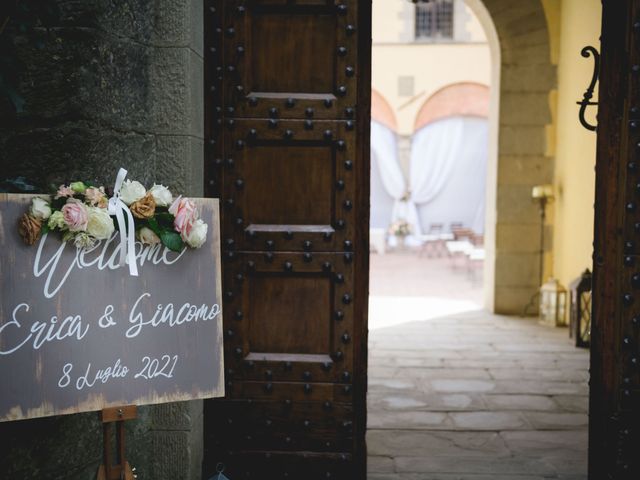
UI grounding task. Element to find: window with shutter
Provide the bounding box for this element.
[415,0,454,40]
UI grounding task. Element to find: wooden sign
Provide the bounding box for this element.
[0,194,224,422]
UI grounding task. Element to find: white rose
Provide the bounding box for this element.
[149,184,173,207]
[30,197,52,220]
[138,226,161,245]
[47,211,66,230]
[119,180,146,205]
[86,207,115,240]
[183,219,207,248]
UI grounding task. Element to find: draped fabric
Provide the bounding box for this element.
[408,116,489,235]
[369,117,488,237]
[370,120,406,229]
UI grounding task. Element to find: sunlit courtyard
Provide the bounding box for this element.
[368,253,589,479]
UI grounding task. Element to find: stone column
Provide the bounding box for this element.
[0,1,205,479]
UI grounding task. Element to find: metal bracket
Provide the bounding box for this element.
[577,45,600,132]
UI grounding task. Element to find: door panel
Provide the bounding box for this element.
[242,145,334,225]
[250,14,336,93]
[248,274,332,354]
[223,120,357,252]
[206,400,354,453]
[590,0,640,478]
[218,452,354,480]
[204,1,370,478]
[223,0,358,120]
[223,252,355,384]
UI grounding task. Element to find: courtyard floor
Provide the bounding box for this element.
[367,253,589,480]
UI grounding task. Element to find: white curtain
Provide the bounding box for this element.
[370,121,406,229]
[408,116,489,236]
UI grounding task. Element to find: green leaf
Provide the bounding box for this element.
[146,217,162,236]
[160,230,184,252]
[154,212,175,229]
[41,222,50,235]
[147,216,183,251]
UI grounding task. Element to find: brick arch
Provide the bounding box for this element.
[414,82,490,132]
[464,0,556,313]
[371,89,398,131]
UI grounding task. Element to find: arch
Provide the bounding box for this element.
[464,0,556,314]
[371,89,398,132]
[414,82,490,131]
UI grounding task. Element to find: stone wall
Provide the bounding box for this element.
[0,0,203,193]
[0,1,204,479]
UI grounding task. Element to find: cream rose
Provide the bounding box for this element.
[62,199,89,232]
[86,207,115,240]
[119,180,146,205]
[183,219,207,248]
[30,197,52,220]
[138,226,161,245]
[47,211,66,230]
[149,184,173,207]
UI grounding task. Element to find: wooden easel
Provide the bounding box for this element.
[97,405,137,480]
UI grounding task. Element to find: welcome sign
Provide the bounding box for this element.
[0,194,224,422]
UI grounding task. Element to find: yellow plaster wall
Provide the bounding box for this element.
[552,0,601,289]
[541,0,561,66]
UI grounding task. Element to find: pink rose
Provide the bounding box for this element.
[62,199,89,232]
[55,185,74,199]
[84,186,106,207]
[169,196,198,237]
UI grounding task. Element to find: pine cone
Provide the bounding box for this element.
[130,192,157,219]
[18,213,42,245]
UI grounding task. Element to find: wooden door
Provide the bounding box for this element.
[590,0,640,478]
[203,1,371,478]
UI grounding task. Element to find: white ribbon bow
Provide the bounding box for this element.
[108,168,138,276]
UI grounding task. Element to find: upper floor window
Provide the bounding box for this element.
[415,0,454,40]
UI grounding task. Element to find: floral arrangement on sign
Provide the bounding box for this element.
[388,219,412,238]
[17,169,208,276]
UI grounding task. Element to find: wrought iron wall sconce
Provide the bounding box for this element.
[577,46,600,132]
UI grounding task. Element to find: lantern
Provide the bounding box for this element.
[539,278,568,327]
[569,269,592,348]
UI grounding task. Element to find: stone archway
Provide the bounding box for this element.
[414,82,490,131]
[463,0,556,313]
[372,88,399,132]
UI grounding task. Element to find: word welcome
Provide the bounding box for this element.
[34,233,187,299]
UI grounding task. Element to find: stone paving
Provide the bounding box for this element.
[367,254,589,479]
